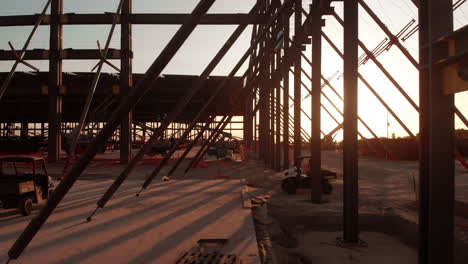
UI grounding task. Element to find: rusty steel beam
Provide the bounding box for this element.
[6,0,216,261]
[0,49,125,60]
[343,0,359,243]
[0,13,268,26]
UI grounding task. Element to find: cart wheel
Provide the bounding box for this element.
[18,197,33,216]
[322,180,333,195]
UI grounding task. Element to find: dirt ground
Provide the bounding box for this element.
[1,149,467,263]
[242,150,468,264]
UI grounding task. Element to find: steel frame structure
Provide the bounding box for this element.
[2,0,467,263]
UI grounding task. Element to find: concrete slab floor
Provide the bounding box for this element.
[292,231,416,264]
[1,149,467,263]
[0,179,260,264]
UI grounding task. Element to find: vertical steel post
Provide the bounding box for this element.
[275,50,282,171]
[269,42,275,167]
[244,23,258,149]
[418,2,429,262]
[343,0,359,243]
[120,0,133,164]
[282,11,290,170]
[310,0,322,203]
[293,0,302,166]
[48,0,63,163]
[419,0,455,263]
[258,0,267,161]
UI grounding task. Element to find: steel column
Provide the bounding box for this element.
[120,0,133,164]
[293,0,302,166]
[282,12,290,169]
[275,49,282,171]
[343,0,359,243]
[47,0,63,163]
[418,2,429,262]
[310,0,323,203]
[419,0,455,263]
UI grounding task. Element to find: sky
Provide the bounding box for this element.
[0,0,467,140]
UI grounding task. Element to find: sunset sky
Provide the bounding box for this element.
[1,0,467,140]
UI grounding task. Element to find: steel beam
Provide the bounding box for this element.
[68,0,124,161]
[0,0,52,100]
[292,67,385,154]
[167,117,216,176]
[47,0,63,163]
[332,11,419,113]
[88,1,260,216]
[310,1,323,203]
[269,31,276,168]
[321,32,415,137]
[136,0,295,194]
[0,49,125,60]
[0,13,267,26]
[359,0,419,69]
[7,0,216,261]
[343,0,359,243]
[120,0,132,164]
[275,49,282,171]
[359,0,468,130]
[282,12,290,170]
[293,0,302,166]
[418,2,429,262]
[419,0,455,263]
[186,116,230,172]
